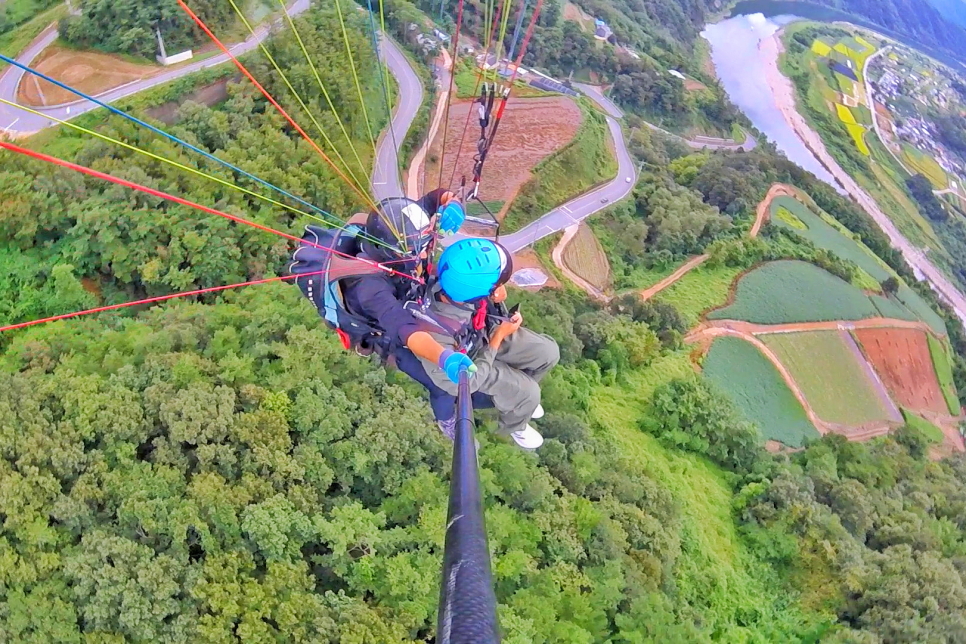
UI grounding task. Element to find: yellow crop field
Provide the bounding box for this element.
[902,144,949,189]
[811,40,832,57]
[846,123,870,155]
[835,103,857,124]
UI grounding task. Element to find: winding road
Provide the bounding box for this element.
[0,0,312,135]
[0,6,640,251]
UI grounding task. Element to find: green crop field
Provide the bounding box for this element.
[708,260,878,324]
[763,331,895,425]
[654,265,743,327]
[703,337,820,447]
[900,408,946,443]
[927,333,961,414]
[768,197,947,332]
[869,294,918,322]
[770,197,890,282]
[901,143,948,190]
[896,285,947,335]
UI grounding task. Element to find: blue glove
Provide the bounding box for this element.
[438,349,477,383]
[439,201,466,235]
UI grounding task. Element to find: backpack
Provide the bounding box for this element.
[288,215,390,356]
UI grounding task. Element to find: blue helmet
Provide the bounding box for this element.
[437,238,513,303]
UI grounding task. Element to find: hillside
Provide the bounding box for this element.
[3,0,966,641]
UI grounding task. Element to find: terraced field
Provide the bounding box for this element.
[708,261,878,324]
[762,331,897,426]
[702,337,820,447]
[927,333,961,415]
[767,197,947,335]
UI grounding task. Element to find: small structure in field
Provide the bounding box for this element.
[156,28,193,66]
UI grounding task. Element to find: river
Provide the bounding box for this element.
[701,13,840,189]
[703,11,966,323]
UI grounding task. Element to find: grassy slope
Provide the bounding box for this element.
[927,333,961,414]
[900,408,946,443]
[653,265,744,327]
[763,331,892,425]
[503,102,617,232]
[0,4,66,71]
[592,352,825,639]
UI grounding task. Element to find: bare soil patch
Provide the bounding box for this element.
[684,79,707,92]
[562,224,611,291]
[424,96,582,203]
[854,328,948,414]
[18,46,161,107]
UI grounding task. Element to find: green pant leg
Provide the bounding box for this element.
[473,359,541,436]
[495,327,560,383]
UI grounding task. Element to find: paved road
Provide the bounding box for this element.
[371,36,423,201]
[499,112,637,252]
[0,0,311,135]
[574,82,758,152]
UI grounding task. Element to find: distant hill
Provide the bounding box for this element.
[926,0,966,29]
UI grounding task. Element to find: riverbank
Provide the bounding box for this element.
[761,26,966,325]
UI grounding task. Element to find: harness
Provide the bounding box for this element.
[468,82,511,202]
[289,214,390,356]
[289,216,489,358]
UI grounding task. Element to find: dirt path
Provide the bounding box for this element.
[551,181,782,302]
[687,316,936,339]
[639,254,711,302]
[752,183,797,237]
[406,48,451,198]
[551,224,609,301]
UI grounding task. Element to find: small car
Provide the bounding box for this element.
[625,177,632,183]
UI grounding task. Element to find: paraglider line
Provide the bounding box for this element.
[0,141,420,282]
[0,52,351,228]
[224,0,371,197]
[0,271,327,333]
[176,0,379,212]
[436,0,465,190]
[0,96,400,253]
[275,0,373,186]
[448,0,503,190]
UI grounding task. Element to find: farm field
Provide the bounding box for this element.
[708,260,878,324]
[927,333,961,414]
[424,96,583,204]
[562,225,611,291]
[653,265,743,328]
[767,197,947,333]
[901,143,949,190]
[762,331,897,426]
[854,328,949,415]
[769,196,889,282]
[900,408,946,443]
[702,337,820,448]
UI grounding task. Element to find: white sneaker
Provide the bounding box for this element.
[531,404,545,420]
[510,424,544,449]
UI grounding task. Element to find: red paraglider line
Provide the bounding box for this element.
[0,271,332,333]
[0,141,419,283]
[176,0,377,211]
